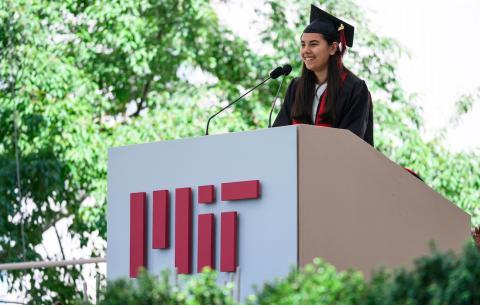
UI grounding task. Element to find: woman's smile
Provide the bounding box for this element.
[303,56,316,62]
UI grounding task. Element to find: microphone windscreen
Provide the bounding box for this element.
[282,64,292,76]
[269,66,283,79]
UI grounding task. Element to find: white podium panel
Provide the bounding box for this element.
[108,126,298,299]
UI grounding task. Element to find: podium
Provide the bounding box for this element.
[107,125,470,300]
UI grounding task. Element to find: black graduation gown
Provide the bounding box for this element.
[273,72,374,146]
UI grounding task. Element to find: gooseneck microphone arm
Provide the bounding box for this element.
[205,66,283,135]
[268,64,292,128]
[205,77,270,135]
[268,76,286,128]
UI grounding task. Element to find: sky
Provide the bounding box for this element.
[213,0,480,152]
[357,0,480,151]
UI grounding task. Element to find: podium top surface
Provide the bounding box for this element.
[108,124,361,151]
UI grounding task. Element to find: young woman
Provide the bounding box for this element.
[273,5,374,146]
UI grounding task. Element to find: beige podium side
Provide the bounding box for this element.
[297,125,471,276]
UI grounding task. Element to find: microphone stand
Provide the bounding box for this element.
[268,76,286,128]
[205,76,272,136]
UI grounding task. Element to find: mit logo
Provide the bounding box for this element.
[129,180,261,277]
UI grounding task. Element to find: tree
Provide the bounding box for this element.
[0,0,273,303]
[1,0,478,303]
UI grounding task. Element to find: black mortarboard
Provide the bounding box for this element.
[303,4,355,48]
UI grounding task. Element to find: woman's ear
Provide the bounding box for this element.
[329,42,339,55]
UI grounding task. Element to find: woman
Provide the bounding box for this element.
[273,5,374,146]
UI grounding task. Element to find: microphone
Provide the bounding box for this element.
[282,64,292,76]
[268,64,292,128]
[269,66,284,79]
[205,66,284,135]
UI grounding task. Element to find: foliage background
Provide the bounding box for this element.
[84,243,480,305]
[0,0,479,303]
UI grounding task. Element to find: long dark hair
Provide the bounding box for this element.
[291,35,346,125]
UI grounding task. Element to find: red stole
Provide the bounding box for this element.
[292,71,348,126]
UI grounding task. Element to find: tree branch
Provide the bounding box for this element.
[130,77,153,117]
[41,242,52,260]
[40,213,65,234]
[54,223,66,261]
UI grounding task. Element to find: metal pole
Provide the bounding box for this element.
[96,272,101,305]
[229,272,234,299]
[83,282,88,302]
[235,266,241,303]
[0,257,106,271]
[174,267,178,289]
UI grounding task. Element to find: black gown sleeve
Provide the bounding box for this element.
[337,80,371,141]
[272,78,296,127]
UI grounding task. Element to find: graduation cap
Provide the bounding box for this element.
[303,4,355,48]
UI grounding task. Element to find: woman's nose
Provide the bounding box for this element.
[302,46,311,54]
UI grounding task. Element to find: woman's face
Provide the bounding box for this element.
[300,33,337,73]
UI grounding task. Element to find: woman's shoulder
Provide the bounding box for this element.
[344,70,367,87]
[283,77,299,103]
[287,77,300,88]
[342,70,369,100]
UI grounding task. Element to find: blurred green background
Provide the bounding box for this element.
[1,0,479,303]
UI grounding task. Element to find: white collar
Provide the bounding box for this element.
[315,82,327,98]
